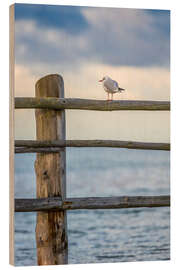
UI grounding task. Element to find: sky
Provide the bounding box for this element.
[14,3,170,142]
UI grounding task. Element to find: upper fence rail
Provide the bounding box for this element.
[15,97,170,111]
[15,139,170,153]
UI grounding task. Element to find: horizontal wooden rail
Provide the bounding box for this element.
[15,195,170,212]
[15,140,170,153]
[15,147,64,153]
[15,97,170,111]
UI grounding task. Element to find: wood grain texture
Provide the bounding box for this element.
[15,139,170,152]
[9,4,15,266]
[35,74,67,265]
[15,97,170,111]
[15,196,170,212]
[15,146,64,153]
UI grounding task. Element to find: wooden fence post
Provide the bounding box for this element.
[34,74,68,265]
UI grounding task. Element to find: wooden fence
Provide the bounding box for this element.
[14,74,170,265]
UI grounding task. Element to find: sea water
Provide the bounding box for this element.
[14,148,170,266]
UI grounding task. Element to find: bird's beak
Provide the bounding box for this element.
[99,79,103,82]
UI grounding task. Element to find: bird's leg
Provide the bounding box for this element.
[107,92,109,101]
[109,93,113,101]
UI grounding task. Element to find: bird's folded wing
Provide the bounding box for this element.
[113,80,119,88]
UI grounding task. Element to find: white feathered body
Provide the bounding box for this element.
[103,76,121,93]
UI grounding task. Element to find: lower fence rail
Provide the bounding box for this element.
[15,195,170,212]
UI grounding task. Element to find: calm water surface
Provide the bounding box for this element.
[15,148,170,266]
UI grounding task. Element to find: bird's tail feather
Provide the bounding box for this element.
[118,87,125,92]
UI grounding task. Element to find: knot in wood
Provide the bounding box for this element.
[43,170,49,180]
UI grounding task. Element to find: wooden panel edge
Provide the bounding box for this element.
[9,3,15,266]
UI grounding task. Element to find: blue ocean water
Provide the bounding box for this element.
[14,148,170,266]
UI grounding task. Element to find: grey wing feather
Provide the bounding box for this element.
[113,80,119,88]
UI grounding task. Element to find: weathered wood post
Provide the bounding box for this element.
[34,74,68,265]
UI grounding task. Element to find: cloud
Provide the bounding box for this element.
[15,19,90,69]
[15,65,38,97]
[15,3,89,34]
[81,7,170,67]
[15,6,170,68]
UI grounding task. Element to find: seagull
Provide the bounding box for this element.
[99,76,125,101]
